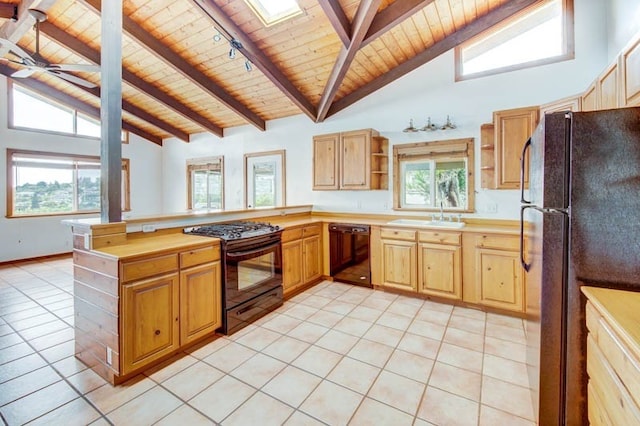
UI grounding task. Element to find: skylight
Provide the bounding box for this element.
[244,0,302,27]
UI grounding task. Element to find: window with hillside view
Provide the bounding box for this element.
[187,157,224,210]
[394,139,475,212]
[7,150,130,217]
[455,0,574,80]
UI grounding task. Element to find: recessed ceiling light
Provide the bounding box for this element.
[244,0,302,27]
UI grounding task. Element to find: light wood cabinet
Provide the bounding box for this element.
[282,224,323,296]
[418,231,462,300]
[121,273,180,375]
[581,82,598,111]
[469,234,524,312]
[380,228,417,291]
[312,129,388,191]
[583,288,640,426]
[597,62,620,110]
[180,261,222,345]
[480,123,495,189]
[493,106,539,190]
[312,133,339,190]
[539,94,582,115]
[620,33,640,107]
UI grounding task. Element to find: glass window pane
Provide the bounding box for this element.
[13,164,74,215]
[77,168,101,211]
[77,115,101,138]
[12,87,74,133]
[192,170,209,209]
[435,160,467,209]
[207,172,222,209]
[253,161,276,208]
[402,161,433,207]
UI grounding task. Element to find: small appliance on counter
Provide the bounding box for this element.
[328,223,371,288]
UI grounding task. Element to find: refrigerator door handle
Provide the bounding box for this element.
[520,137,532,204]
[520,204,535,272]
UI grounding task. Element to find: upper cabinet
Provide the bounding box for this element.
[313,129,388,191]
[620,34,640,107]
[493,106,539,190]
[539,94,582,115]
[597,62,620,110]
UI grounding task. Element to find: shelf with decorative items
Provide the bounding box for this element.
[402,116,457,133]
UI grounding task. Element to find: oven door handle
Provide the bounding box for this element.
[225,241,280,260]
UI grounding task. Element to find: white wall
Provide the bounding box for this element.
[605,0,640,59]
[163,0,608,220]
[0,76,163,262]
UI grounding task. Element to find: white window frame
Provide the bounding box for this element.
[244,150,286,209]
[455,0,574,81]
[393,139,475,212]
[8,82,129,142]
[186,156,224,210]
[7,149,131,218]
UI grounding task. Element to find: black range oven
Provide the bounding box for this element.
[184,221,283,335]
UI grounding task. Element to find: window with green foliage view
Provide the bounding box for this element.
[393,139,475,212]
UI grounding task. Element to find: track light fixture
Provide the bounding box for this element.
[403,116,457,132]
[212,28,252,73]
[245,59,252,72]
[228,39,243,60]
[213,32,222,42]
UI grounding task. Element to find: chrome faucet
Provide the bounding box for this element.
[439,201,444,222]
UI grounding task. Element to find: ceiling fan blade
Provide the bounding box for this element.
[0,38,35,62]
[47,70,97,88]
[12,68,37,78]
[48,63,101,73]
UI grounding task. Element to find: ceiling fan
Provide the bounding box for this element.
[0,9,99,88]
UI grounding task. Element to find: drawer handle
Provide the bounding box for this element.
[154,330,161,336]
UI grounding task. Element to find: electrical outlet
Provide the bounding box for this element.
[84,234,91,250]
[486,202,498,213]
[142,224,156,233]
[356,201,362,209]
[106,347,112,365]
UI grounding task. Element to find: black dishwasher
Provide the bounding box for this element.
[329,223,371,288]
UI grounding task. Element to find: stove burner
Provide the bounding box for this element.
[184,221,280,240]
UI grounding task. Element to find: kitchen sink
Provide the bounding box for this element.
[386,218,465,229]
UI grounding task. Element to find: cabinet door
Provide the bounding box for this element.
[418,243,461,300]
[313,133,340,190]
[582,83,598,111]
[121,273,179,374]
[340,130,370,189]
[381,240,417,291]
[620,35,640,107]
[180,261,221,345]
[598,62,620,110]
[476,248,523,312]
[303,235,322,283]
[494,107,538,189]
[282,239,303,294]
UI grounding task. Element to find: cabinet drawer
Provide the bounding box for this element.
[475,234,519,251]
[282,228,303,243]
[122,254,178,283]
[380,228,416,241]
[418,231,461,245]
[180,245,220,269]
[303,224,321,237]
[585,301,601,337]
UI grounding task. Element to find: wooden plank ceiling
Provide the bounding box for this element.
[0,0,542,144]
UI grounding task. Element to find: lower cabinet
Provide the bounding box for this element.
[418,231,462,300]
[282,224,322,296]
[466,233,524,313]
[119,243,221,377]
[121,273,180,375]
[380,228,417,291]
[180,261,222,345]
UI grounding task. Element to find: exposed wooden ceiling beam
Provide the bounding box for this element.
[318,0,351,46]
[0,3,17,20]
[327,0,541,118]
[316,0,381,122]
[361,0,435,48]
[38,21,222,139]
[0,0,57,57]
[78,0,266,131]
[0,63,162,145]
[190,0,317,121]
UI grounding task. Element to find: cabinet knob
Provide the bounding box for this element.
[487,267,492,271]
[154,330,161,336]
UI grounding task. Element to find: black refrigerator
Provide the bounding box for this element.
[520,107,640,425]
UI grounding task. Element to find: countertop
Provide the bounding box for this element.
[582,286,640,361]
[93,233,219,260]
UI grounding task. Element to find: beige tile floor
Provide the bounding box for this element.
[0,256,535,425]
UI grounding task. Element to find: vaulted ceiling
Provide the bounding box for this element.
[0,0,541,145]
